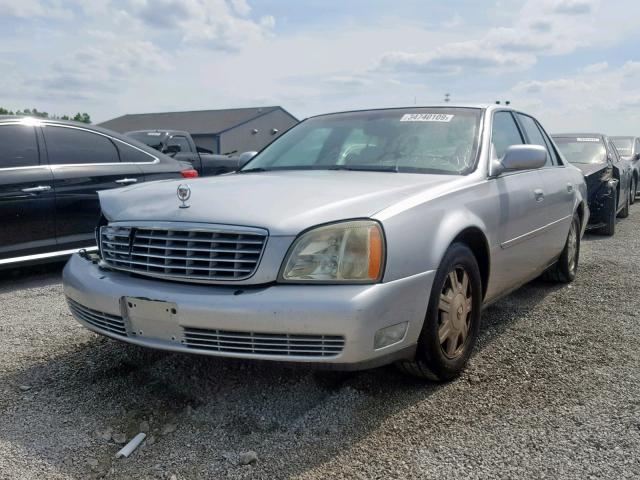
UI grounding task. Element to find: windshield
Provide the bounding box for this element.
[611,137,634,157]
[553,137,607,164]
[126,131,166,151]
[241,108,482,175]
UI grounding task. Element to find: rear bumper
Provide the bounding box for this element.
[62,254,434,369]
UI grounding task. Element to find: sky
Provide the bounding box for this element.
[0,0,639,134]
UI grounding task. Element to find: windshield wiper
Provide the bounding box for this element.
[237,167,268,174]
[327,165,398,172]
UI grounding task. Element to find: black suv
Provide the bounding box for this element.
[0,117,197,267]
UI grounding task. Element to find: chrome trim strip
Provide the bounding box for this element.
[500,215,571,249]
[106,221,269,236]
[0,246,98,265]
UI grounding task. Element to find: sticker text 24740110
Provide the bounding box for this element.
[400,113,454,122]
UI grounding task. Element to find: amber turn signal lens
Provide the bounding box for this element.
[368,226,383,280]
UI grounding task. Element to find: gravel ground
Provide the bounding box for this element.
[1,211,639,480]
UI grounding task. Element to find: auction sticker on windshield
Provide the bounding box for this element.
[400,113,454,122]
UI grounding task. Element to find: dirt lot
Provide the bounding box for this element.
[1,212,639,480]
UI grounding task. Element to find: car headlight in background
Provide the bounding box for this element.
[280,220,385,283]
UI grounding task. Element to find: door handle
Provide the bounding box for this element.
[21,185,52,193]
[534,189,545,202]
[115,178,138,185]
[566,183,574,193]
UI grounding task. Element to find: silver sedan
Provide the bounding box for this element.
[63,104,588,381]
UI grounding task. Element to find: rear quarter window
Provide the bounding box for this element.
[43,126,120,165]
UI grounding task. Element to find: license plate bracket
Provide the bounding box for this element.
[122,297,182,343]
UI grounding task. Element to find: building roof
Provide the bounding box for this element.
[98,106,297,135]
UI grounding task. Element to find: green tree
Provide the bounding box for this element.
[0,107,91,123]
[73,112,91,124]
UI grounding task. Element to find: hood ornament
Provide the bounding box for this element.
[177,184,191,209]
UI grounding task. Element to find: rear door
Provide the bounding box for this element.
[42,124,145,248]
[607,138,630,210]
[515,113,574,263]
[0,122,57,262]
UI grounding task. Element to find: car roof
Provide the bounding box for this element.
[126,129,190,136]
[305,103,533,122]
[552,133,606,138]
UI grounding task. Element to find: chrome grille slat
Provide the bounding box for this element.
[183,327,345,357]
[100,225,267,283]
[67,298,126,336]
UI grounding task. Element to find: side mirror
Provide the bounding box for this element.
[493,144,547,176]
[635,152,640,161]
[238,151,258,165]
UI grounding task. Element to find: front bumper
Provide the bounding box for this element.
[62,254,434,369]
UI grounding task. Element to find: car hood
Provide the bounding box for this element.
[99,170,465,235]
[573,163,608,177]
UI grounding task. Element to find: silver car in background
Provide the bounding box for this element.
[63,105,588,381]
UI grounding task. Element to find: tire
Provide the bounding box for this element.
[596,189,616,236]
[618,185,630,218]
[397,243,482,381]
[544,213,580,283]
[631,177,637,205]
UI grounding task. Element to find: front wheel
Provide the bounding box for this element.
[544,213,580,283]
[398,243,482,381]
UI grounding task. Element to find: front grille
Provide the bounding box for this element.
[67,298,126,336]
[183,327,345,357]
[100,224,267,283]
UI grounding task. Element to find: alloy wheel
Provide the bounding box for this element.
[438,267,473,359]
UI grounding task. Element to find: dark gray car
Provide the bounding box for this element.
[611,136,640,204]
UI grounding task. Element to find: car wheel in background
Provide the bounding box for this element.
[544,213,580,283]
[618,186,630,219]
[631,177,637,205]
[597,189,617,236]
[398,243,482,381]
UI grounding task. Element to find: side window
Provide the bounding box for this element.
[0,124,39,168]
[491,111,523,159]
[535,120,560,166]
[167,136,191,153]
[608,141,620,163]
[117,141,156,163]
[43,126,120,165]
[516,114,552,166]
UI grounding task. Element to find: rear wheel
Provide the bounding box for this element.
[398,243,482,381]
[544,213,580,283]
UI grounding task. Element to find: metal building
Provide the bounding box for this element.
[98,106,298,154]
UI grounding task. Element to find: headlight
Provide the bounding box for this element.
[280,220,385,283]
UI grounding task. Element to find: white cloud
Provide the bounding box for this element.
[374,0,601,78]
[508,60,640,134]
[583,61,608,73]
[122,0,274,52]
[0,0,73,19]
[552,0,595,15]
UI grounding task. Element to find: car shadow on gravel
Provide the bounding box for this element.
[0,262,65,292]
[0,276,565,479]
